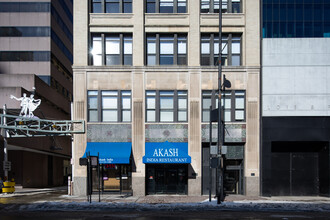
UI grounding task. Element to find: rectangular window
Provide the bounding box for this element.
[146,0,186,13]
[146,91,157,122]
[146,90,188,122]
[102,91,118,122]
[91,0,132,13]
[201,33,241,66]
[202,90,245,122]
[160,36,174,65]
[87,90,131,122]
[147,34,187,66]
[88,91,99,122]
[91,34,132,66]
[201,0,241,13]
[121,91,131,122]
[92,0,102,13]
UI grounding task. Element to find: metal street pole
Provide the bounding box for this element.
[217,0,223,204]
[209,105,212,202]
[2,105,8,180]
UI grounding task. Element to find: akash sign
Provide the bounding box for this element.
[143,141,191,164]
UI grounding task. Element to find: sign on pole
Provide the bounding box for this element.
[3,161,11,171]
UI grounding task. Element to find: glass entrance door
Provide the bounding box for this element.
[146,164,188,195]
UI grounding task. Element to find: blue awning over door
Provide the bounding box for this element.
[143,141,191,164]
[83,142,131,164]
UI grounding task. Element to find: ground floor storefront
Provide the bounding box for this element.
[146,164,188,195]
[262,117,330,197]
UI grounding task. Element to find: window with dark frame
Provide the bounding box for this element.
[201,0,241,13]
[146,0,187,13]
[201,33,241,66]
[146,34,187,66]
[88,91,99,122]
[92,0,132,13]
[91,33,132,66]
[146,90,188,122]
[87,90,132,122]
[202,90,245,122]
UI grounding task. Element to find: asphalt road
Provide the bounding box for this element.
[1,210,330,220]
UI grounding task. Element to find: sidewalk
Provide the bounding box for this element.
[2,186,330,204]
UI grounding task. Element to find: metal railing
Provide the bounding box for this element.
[0,113,85,137]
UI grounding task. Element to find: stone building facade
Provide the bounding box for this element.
[72,0,260,196]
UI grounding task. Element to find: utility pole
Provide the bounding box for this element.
[217,0,224,204]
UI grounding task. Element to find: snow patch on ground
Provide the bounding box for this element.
[1,199,329,213]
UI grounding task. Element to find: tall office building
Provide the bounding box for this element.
[0,0,73,187]
[72,0,260,196]
[261,1,330,196]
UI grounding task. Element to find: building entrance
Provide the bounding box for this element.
[92,164,132,194]
[269,141,329,196]
[146,164,188,195]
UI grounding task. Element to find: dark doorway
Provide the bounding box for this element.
[146,164,188,195]
[270,142,328,196]
[202,144,244,195]
[224,160,244,194]
[48,155,53,186]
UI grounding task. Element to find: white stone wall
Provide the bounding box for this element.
[262,38,330,116]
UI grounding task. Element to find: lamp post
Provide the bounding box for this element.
[217,0,224,204]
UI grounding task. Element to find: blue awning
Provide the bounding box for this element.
[143,141,191,164]
[83,142,131,164]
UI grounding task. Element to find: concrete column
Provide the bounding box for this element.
[132,69,145,196]
[72,71,87,196]
[73,0,89,66]
[188,69,202,196]
[188,0,200,66]
[132,0,145,66]
[243,0,261,196]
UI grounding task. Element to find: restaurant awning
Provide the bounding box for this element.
[83,142,131,164]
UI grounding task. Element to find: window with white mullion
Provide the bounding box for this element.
[121,91,131,122]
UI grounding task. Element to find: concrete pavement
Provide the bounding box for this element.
[1,186,330,204]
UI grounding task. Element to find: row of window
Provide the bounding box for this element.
[51,30,73,63]
[263,2,330,38]
[91,33,241,66]
[0,27,50,37]
[51,6,73,43]
[0,2,50,12]
[87,90,245,123]
[0,51,50,61]
[91,0,241,14]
